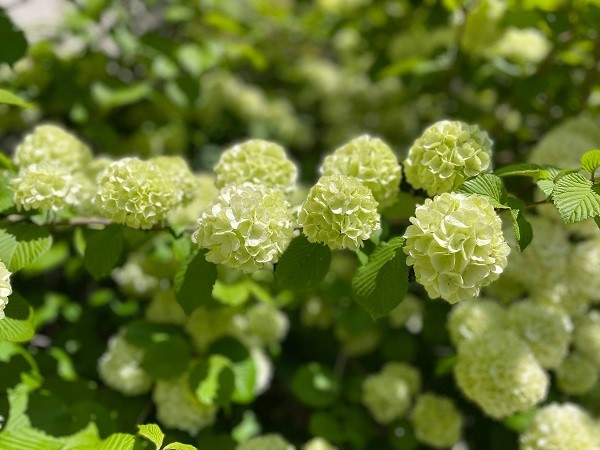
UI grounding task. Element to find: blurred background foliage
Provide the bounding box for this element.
[1,0,600,449]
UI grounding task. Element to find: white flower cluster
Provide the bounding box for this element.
[0,262,12,320]
[97,333,152,396]
[447,298,505,347]
[555,351,598,395]
[410,393,463,449]
[167,173,219,228]
[404,193,510,303]
[404,120,493,196]
[491,28,552,71]
[192,183,294,273]
[236,434,295,450]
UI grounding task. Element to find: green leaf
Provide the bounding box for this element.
[189,355,235,406]
[595,216,600,229]
[137,424,164,450]
[97,433,136,450]
[174,249,218,315]
[0,9,28,66]
[0,225,53,272]
[0,292,34,342]
[506,197,533,252]
[164,443,198,450]
[552,173,600,223]
[494,163,548,179]
[275,235,331,290]
[503,408,537,432]
[456,173,509,208]
[84,225,124,279]
[434,354,457,377]
[536,179,555,197]
[581,149,600,178]
[0,89,32,108]
[140,336,192,379]
[91,82,152,110]
[123,321,187,349]
[352,237,409,320]
[291,362,341,409]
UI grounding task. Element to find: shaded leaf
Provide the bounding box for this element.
[174,249,218,315]
[189,355,235,406]
[291,362,341,409]
[0,292,34,342]
[275,235,331,290]
[84,225,124,279]
[140,336,192,379]
[0,10,27,66]
[0,89,32,108]
[506,197,533,251]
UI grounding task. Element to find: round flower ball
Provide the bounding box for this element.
[404,120,493,196]
[520,403,600,450]
[0,262,12,320]
[380,362,421,396]
[236,434,295,450]
[320,135,402,209]
[11,163,79,212]
[491,27,551,70]
[361,369,412,424]
[299,175,380,251]
[153,374,218,436]
[150,155,197,202]
[192,183,294,273]
[573,311,600,368]
[555,351,599,396]
[94,157,180,229]
[97,333,152,396]
[404,193,510,304]
[411,393,463,449]
[447,298,505,347]
[14,124,92,171]
[454,330,549,419]
[302,437,337,450]
[244,303,290,346]
[214,139,298,193]
[505,300,572,369]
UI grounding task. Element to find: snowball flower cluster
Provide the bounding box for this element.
[520,403,600,450]
[555,351,598,395]
[320,135,402,209]
[404,120,493,195]
[94,157,180,229]
[167,173,219,228]
[214,139,298,193]
[411,393,463,449]
[145,289,187,326]
[12,163,79,212]
[236,434,295,450]
[568,236,600,303]
[404,193,510,303]
[153,374,218,436]
[454,330,548,418]
[149,155,197,202]
[185,306,237,353]
[244,303,290,346]
[299,175,380,251]
[14,124,92,171]
[192,183,294,272]
[302,438,337,450]
[0,262,12,320]
[492,27,551,70]
[573,311,600,367]
[97,333,152,396]
[447,298,505,347]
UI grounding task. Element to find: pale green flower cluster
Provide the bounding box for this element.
[243,303,290,347]
[111,260,159,298]
[411,393,463,449]
[462,0,506,57]
[404,193,510,304]
[299,175,380,251]
[184,306,237,353]
[403,120,493,196]
[361,362,421,424]
[97,333,152,396]
[320,135,402,209]
[447,298,505,347]
[573,311,600,367]
[520,403,600,450]
[167,174,219,228]
[388,294,423,333]
[192,183,294,272]
[150,155,197,202]
[454,330,548,418]
[145,289,187,326]
[14,124,92,171]
[236,434,295,450]
[568,236,600,304]
[94,157,181,229]
[491,28,551,70]
[153,374,218,436]
[555,352,598,395]
[0,262,12,320]
[214,139,298,193]
[12,163,79,212]
[302,437,337,450]
[505,300,572,369]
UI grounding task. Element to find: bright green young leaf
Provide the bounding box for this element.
[0,89,32,108]
[0,292,34,342]
[506,197,533,251]
[229,356,256,404]
[552,173,600,223]
[291,362,341,409]
[137,424,164,449]
[456,173,509,208]
[595,216,600,229]
[434,354,457,377]
[189,355,235,406]
[0,9,28,66]
[0,176,15,212]
[581,149,600,178]
[0,228,18,264]
[275,234,331,290]
[494,163,548,179]
[174,249,218,314]
[140,336,192,379]
[84,225,124,279]
[536,179,555,197]
[502,408,537,433]
[91,82,152,110]
[163,443,198,450]
[352,237,409,320]
[0,224,53,272]
[97,433,136,450]
[231,410,261,444]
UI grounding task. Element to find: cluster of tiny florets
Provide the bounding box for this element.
[243,303,290,347]
[184,306,237,353]
[149,155,197,202]
[0,262,12,320]
[404,120,493,196]
[167,173,219,228]
[192,183,294,273]
[94,157,180,229]
[447,298,505,347]
[491,27,552,70]
[573,311,600,368]
[153,374,218,436]
[520,403,600,450]
[320,135,402,209]
[404,193,510,303]
[454,330,548,418]
[214,139,298,193]
[302,437,337,450]
[12,163,79,212]
[236,434,295,450]
[299,175,380,251]
[145,289,187,326]
[97,333,152,396]
[555,351,599,396]
[411,393,463,449]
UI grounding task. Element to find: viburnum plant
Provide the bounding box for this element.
[1,114,600,449]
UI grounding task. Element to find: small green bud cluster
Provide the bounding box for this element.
[97,333,152,396]
[404,120,492,196]
[404,193,510,304]
[0,262,12,320]
[410,393,463,449]
[236,434,295,450]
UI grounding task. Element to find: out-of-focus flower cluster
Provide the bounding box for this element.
[0,262,12,320]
